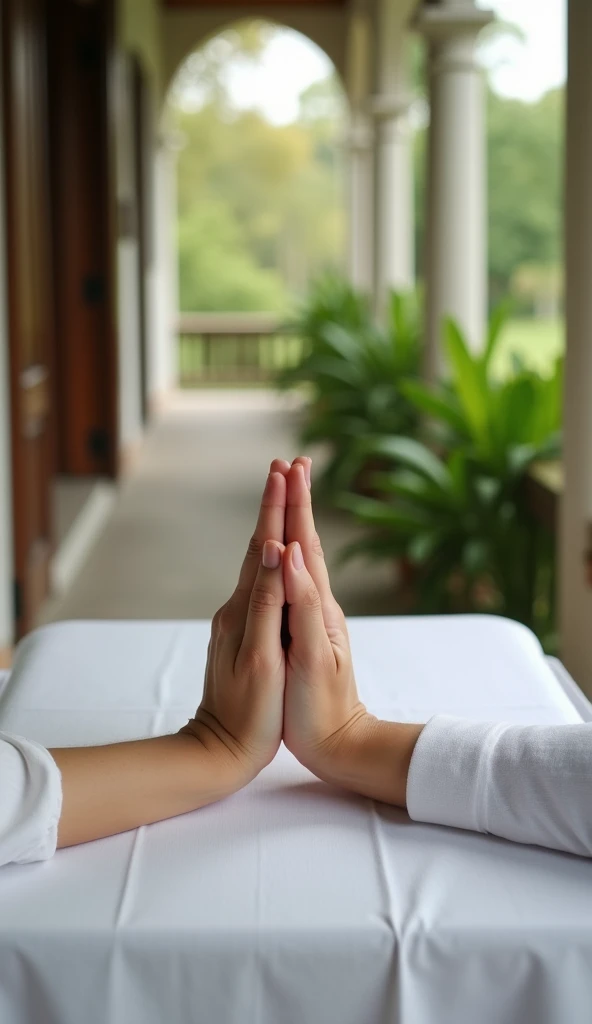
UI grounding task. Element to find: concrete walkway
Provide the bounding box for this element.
[40,391,399,625]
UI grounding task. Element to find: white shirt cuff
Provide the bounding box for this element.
[406,714,510,834]
[0,732,63,867]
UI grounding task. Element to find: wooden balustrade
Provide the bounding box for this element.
[178,312,304,386]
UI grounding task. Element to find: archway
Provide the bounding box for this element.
[165,20,348,384]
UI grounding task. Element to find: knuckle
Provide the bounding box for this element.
[326,622,346,647]
[246,534,264,560]
[241,645,265,677]
[303,582,321,609]
[250,582,279,616]
[217,602,236,633]
[312,533,325,560]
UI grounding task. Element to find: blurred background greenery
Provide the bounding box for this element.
[168,18,563,646]
[169,20,563,377]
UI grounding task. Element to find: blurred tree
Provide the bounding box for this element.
[511,262,563,319]
[487,88,562,306]
[170,23,346,313]
[172,19,563,319]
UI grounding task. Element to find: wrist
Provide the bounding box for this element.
[178,719,254,798]
[319,714,424,808]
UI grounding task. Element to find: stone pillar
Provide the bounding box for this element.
[417,0,493,377]
[371,93,414,313]
[347,115,374,292]
[560,0,592,696]
[371,0,414,315]
[346,0,374,294]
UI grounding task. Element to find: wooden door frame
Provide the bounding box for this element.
[2,0,54,636]
[47,0,119,478]
[2,0,119,637]
[131,55,151,426]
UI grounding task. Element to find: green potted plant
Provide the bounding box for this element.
[278,277,423,495]
[340,314,562,646]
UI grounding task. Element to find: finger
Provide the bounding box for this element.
[236,471,286,598]
[283,542,333,665]
[270,458,291,477]
[239,540,286,669]
[285,463,335,616]
[291,456,311,489]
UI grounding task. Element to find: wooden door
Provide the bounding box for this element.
[2,0,54,635]
[47,0,117,475]
[131,57,152,425]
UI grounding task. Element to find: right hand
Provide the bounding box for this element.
[281,462,371,784]
[281,460,423,806]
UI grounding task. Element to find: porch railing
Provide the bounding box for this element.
[178,312,305,386]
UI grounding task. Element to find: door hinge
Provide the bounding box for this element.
[82,275,105,305]
[13,579,22,623]
[87,428,110,460]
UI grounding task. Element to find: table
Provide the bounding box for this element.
[1,615,592,1024]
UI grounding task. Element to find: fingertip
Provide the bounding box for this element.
[265,470,286,501]
[283,543,307,593]
[287,462,309,499]
[282,541,297,573]
[292,541,304,571]
[291,457,312,489]
[270,458,291,476]
[262,539,282,570]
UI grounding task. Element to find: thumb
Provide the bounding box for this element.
[283,542,332,665]
[240,540,286,664]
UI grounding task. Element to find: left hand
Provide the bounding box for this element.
[182,468,288,791]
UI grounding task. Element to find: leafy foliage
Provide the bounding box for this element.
[279,278,423,491]
[169,24,347,313]
[487,87,562,306]
[341,314,562,644]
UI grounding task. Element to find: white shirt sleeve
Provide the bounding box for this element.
[0,731,63,868]
[406,715,592,857]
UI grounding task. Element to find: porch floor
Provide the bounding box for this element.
[38,391,400,626]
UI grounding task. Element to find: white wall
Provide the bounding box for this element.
[0,15,14,650]
[149,140,178,400]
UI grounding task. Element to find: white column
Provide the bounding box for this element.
[371,0,414,315]
[371,94,414,311]
[560,0,592,696]
[346,0,374,294]
[417,0,492,377]
[151,133,180,404]
[347,115,374,293]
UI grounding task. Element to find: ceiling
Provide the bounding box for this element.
[163,0,346,8]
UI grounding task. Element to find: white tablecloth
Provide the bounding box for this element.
[0,615,591,1024]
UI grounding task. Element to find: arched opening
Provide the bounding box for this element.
[165,20,348,385]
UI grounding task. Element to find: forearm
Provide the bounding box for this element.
[321,716,425,808]
[50,731,238,849]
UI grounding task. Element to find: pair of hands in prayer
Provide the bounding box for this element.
[182,457,422,807]
[52,456,422,851]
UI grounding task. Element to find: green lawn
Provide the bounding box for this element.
[490,317,564,379]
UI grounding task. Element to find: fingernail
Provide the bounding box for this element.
[305,458,312,489]
[292,542,304,570]
[263,540,281,569]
